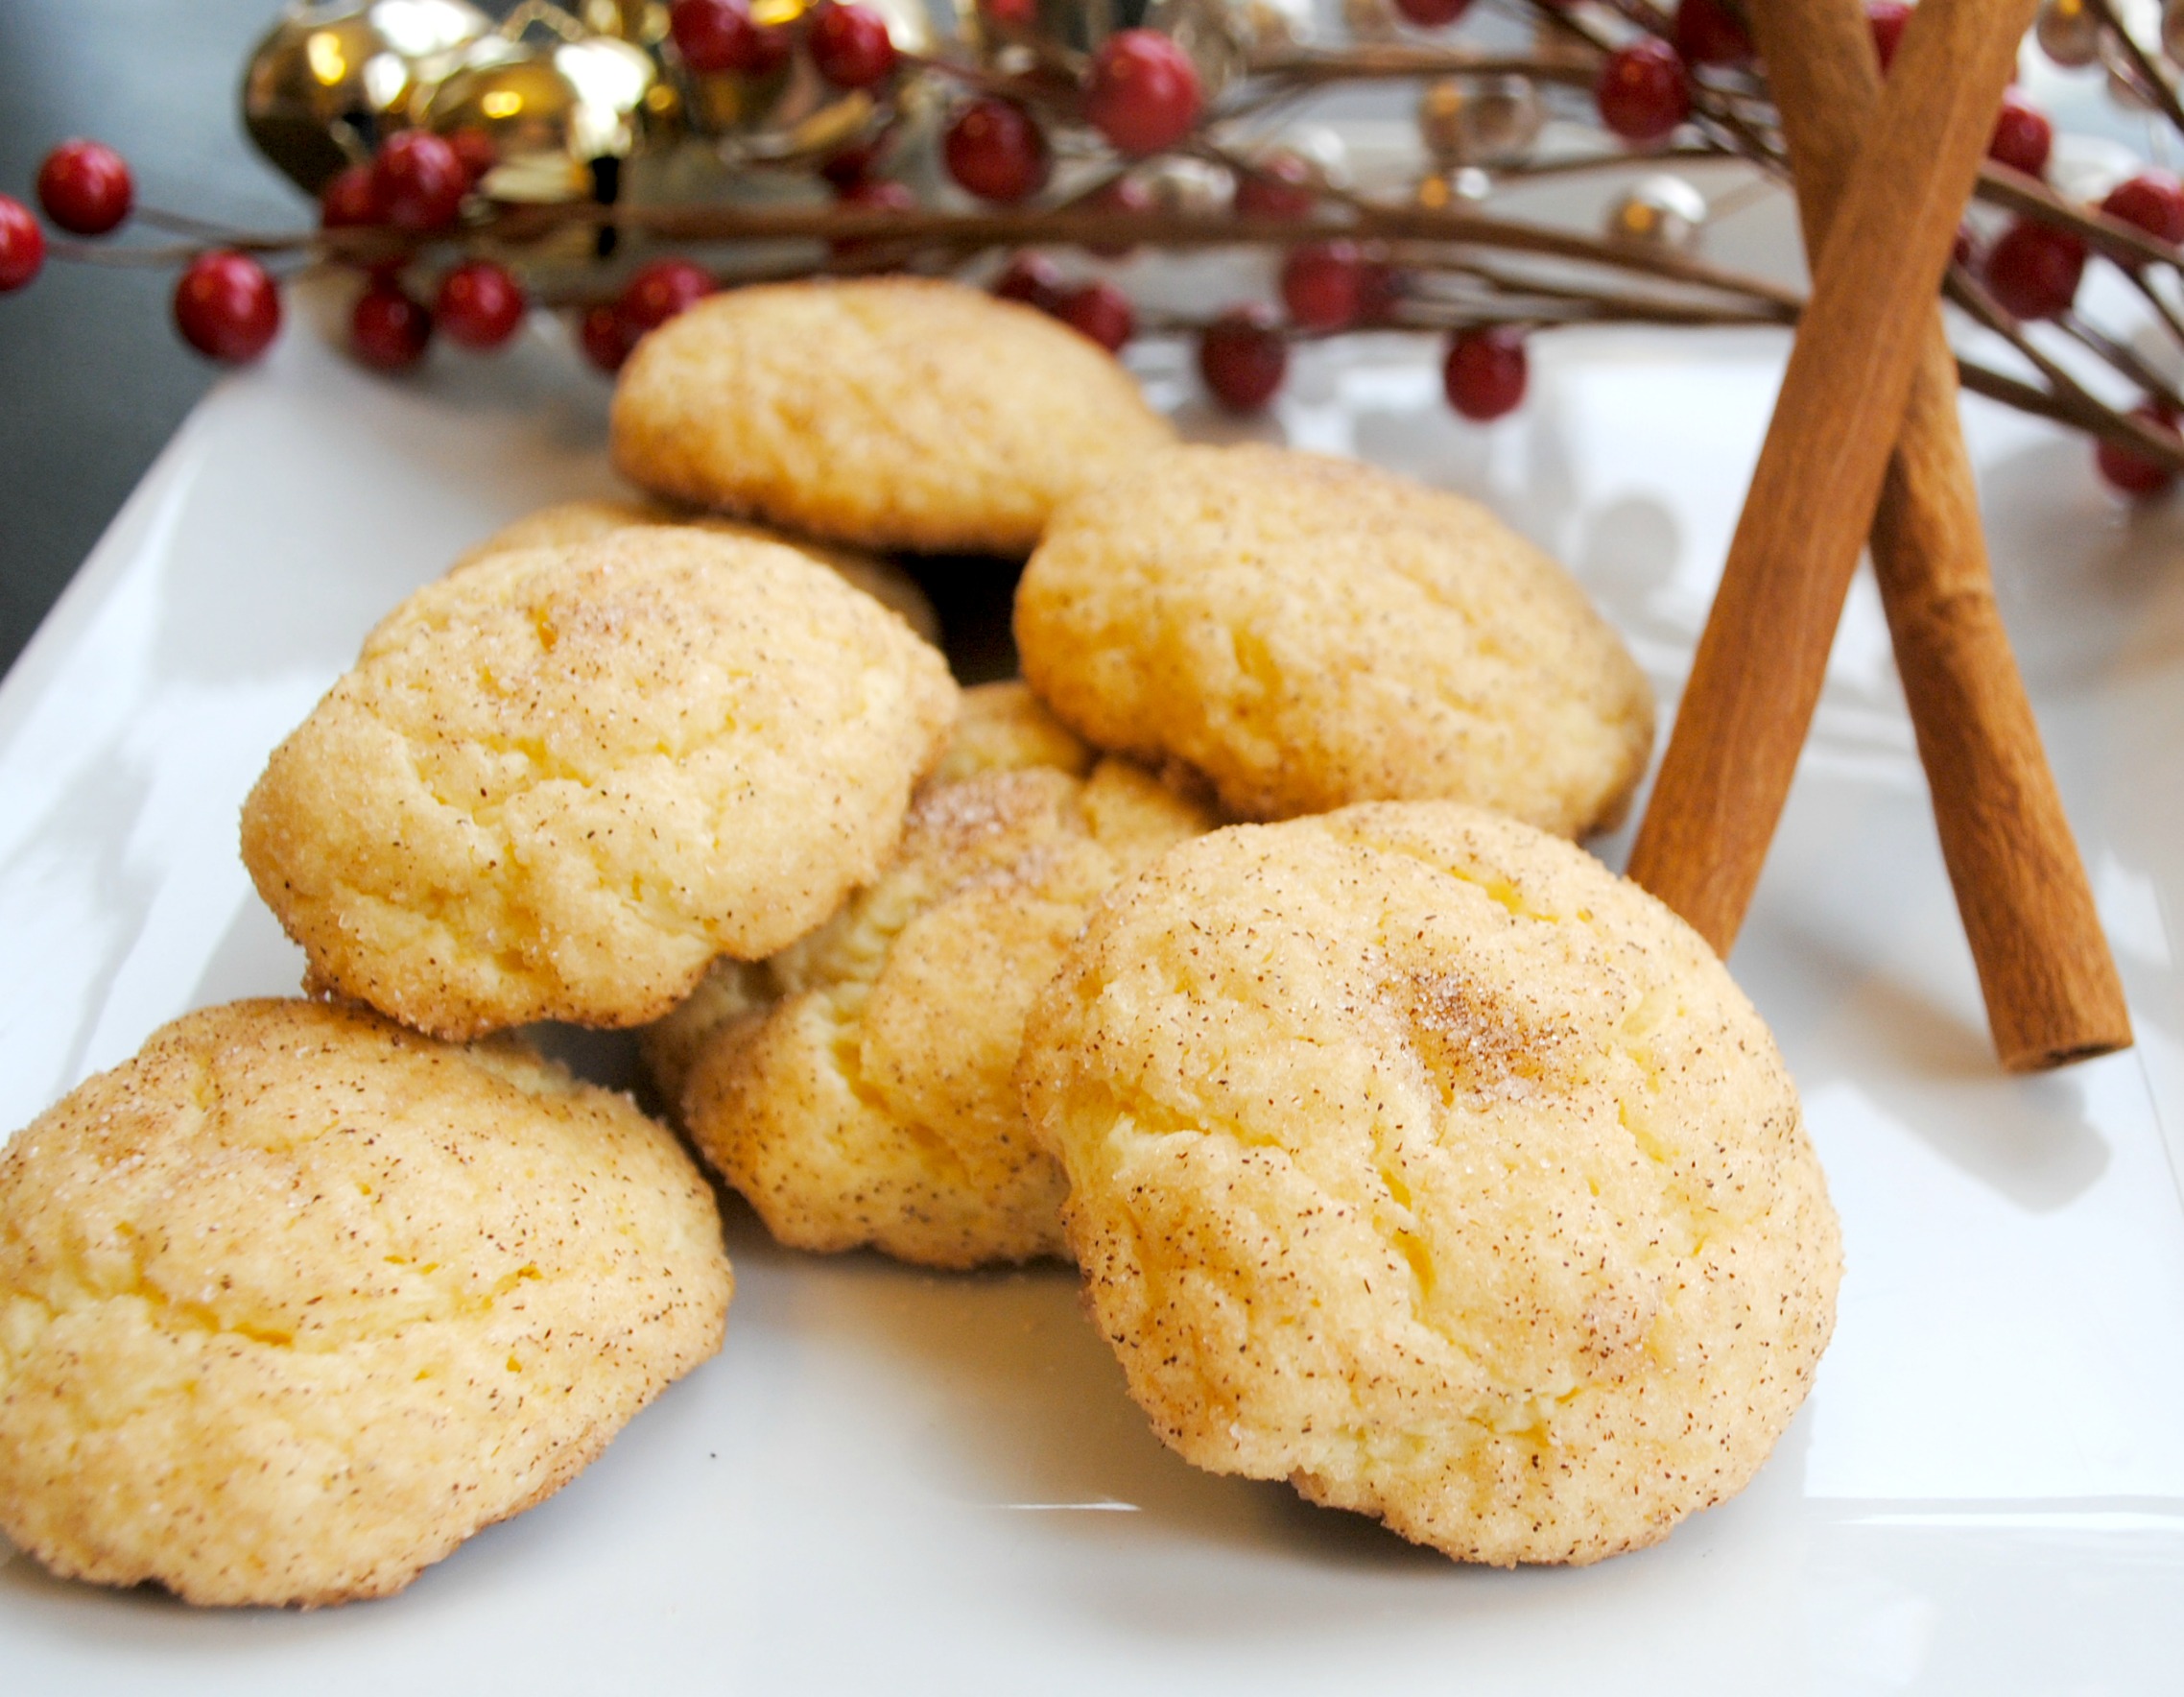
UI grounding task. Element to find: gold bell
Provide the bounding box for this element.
[421,3,675,204]
[244,0,493,192]
[675,0,934,164]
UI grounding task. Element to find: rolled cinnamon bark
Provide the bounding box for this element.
[1626,0,2041,965]
[1748,0,2129,1070]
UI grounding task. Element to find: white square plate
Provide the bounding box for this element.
[2,279,2181,1693]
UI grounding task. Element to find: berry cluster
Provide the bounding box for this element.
[1379,0,2184,492]
[7,2,2183,500]
[984,206,1527,422]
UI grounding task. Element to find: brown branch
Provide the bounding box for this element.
[1975,158,2182,272]
[2081,0,2184,137]
[1245,47,1599,87]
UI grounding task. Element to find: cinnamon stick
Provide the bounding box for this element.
[1747,0,2130,1070]
[1624,0,2040,947]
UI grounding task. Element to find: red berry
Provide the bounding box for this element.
[373,131,466,232]
[1199,304,1287,412]
[1443,327,1528,420]
[944,98,1050,204]
[2096,402,2180,498]
[1057,279,1134,352]
[1084,30,1202,155]
[1597,40,1691,143]
[837,177,915,209]
[992,251,1064,313]
[436,259,526,349]
[173,251,281,363]
[36,139,133,235]
[1868,1,1910,72]
[618,257,715,333]
[320,163,386,228]
[1234,152,1317,220]
[1080,175,1154,258]
[809,4,897,89]
[1983,218,2085,320]
[1281,241,1367,332]
[1674,0,1755,66]
[446,128,498,187]
[745,20,794,74]
[580,303,635,372]
[1392,0,1473,27]
[351,281,433,370]
[2102,171,2184,245]
[0,195,46,292]
[1988,92,2052,178]
[671,0,764,73]
[983,0,1039,29]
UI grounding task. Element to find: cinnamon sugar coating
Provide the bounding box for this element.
[608,278,1175,555]
[0,999,730,1607]
[649,684,1214,1269]
[242,527,957,1040]
[1018,801,1840,1565]
[451,496,939,643]
[1015,444,1654,835]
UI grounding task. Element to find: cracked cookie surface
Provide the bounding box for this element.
[1017,801,1840,1565]
[451,496,939,643]
[1015,444,1654,835]
[649,683,1215,1269]
[242,526,958,1040]
[0,998,731,1607]
[608,277,1176,555]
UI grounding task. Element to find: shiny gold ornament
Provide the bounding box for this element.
[243,0,492,192]
[675,0,935,164]
[960,0,1121,66]
[582,0,674,54]
[1417,75,1543,172]
[422,4,673,204]
[1604,174,1708,251]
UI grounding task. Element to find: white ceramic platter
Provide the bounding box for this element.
[2,273,2182,1693]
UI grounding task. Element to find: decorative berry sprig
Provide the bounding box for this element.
[7,0,2184,500]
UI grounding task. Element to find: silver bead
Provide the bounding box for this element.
[1283,123,1352,192]
[1605,174,1709,251]
[2035,0,2102,69]
[2103,32,2161,108]
[1342,0,1401,44]
[1415,166,1489,209]
[1143,155,1233,216]
[1417,75,1543,171]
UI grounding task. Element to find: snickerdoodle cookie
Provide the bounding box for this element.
[607,278,1176,555]
[451,496,940,643]
[0,998,730,1607]
[1018,801,1840,1566]
[1014,444,1653,836]
[242,526,957,1040]
[649,683,1215,1269]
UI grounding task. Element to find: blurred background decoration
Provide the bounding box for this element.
[7,0,2184,605]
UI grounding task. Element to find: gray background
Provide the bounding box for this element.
[0,1,313,678]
